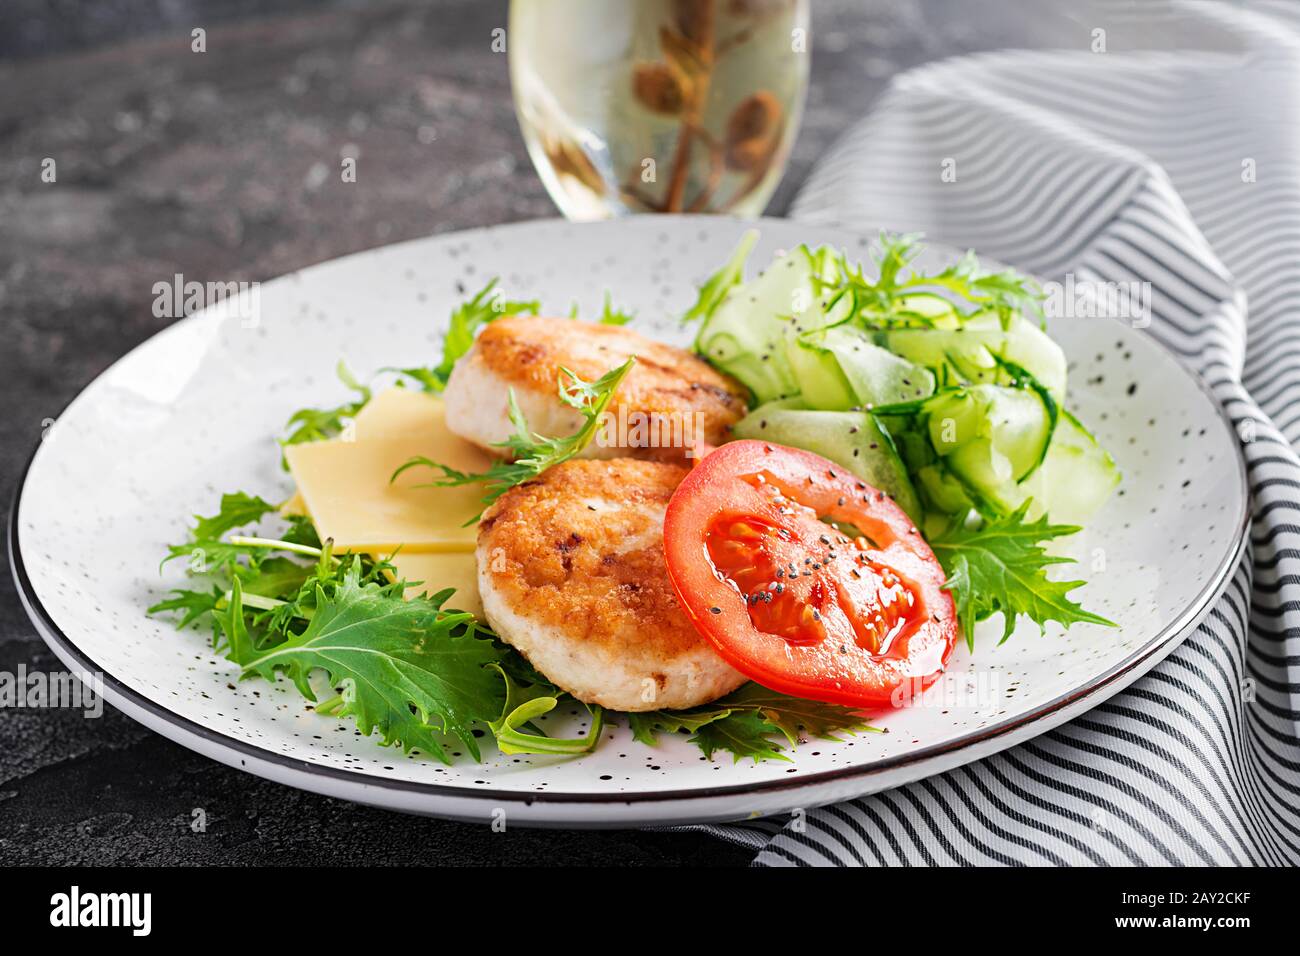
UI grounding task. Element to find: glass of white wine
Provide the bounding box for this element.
[510,0,810,220]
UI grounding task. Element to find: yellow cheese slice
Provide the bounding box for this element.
[378,551,482,618]
[352,387,442,440]
[279,388,441,520]
[284,394,489,553]
[284,495,483,615]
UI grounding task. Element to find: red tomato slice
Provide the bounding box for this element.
[663,440,957,708]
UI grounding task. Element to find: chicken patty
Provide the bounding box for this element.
[444,316,748,463]
[476,458,746,711]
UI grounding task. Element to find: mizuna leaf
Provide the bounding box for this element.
[716,683,875,745]
[625,707,733,746]
[628,684,877,761]
[689,711,791,763]
[930,501,1115,649]
[232,563,505,762]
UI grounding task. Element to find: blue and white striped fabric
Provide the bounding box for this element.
[708,0,1300,865]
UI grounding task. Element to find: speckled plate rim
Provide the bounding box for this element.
[7,217,1251,828]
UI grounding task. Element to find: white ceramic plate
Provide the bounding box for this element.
[11,216,1247,827]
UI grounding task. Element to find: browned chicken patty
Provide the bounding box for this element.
[475,458,746,711]
[444,316,748,463]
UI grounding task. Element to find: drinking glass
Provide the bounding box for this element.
[510,0,810,219]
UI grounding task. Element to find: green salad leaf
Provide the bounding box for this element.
[691,711,792,763]
[930,502,1115,649]
[396,278,540,392]
[626,683,877,764]
[280,361,371,455]
[153,488,820,764]
[487,665,604,756]
[625,708,733,746]
[598,291,635,326]
[148,585,222,633]
[681,228,758,325]
[833,232,1044,330]
[393,357,635,516]
[190,491,278,543]
[226,566,505,761]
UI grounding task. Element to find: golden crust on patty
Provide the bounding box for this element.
[476,458,746,711]
[453,316,748,462]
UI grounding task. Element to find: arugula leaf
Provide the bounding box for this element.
[190,491,277,541]
[280,361,371,454]
[930,502,1115,649]
[161,537,253,574]
[628,683,876,763]
[147,585,222,632]
[155,493,584,762]
[160,492,278,571]
[213,576,260,663]
[681,228,758,324]
[388,367,443,391]
[237,556,314,599]
[280,513,323,549]
[397,278,540,392]
[598,291,634,326]
[154,493,380,635]
[229,562,505,762]
[395,358,635,515]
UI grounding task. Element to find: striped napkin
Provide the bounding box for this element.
[705,0,1300,865]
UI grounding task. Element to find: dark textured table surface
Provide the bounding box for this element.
[0,0,1060,865]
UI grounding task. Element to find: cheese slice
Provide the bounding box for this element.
[352,386,442,440]
[280,388,441,520]
[379,551,482,618]
[284,393,489,552]
[286,488,483,615]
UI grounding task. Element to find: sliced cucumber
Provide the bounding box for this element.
[732,404,922,522]
[883,315,1067,400]
[782,292,859,410]
[916,463,974,515]
[789,324,936,412]
[924,385,1053,513]
[785,333,855,410]
[1014,409,1120,524]
[695,245,825,404]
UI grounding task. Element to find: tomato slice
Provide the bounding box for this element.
[663,440,957,708]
